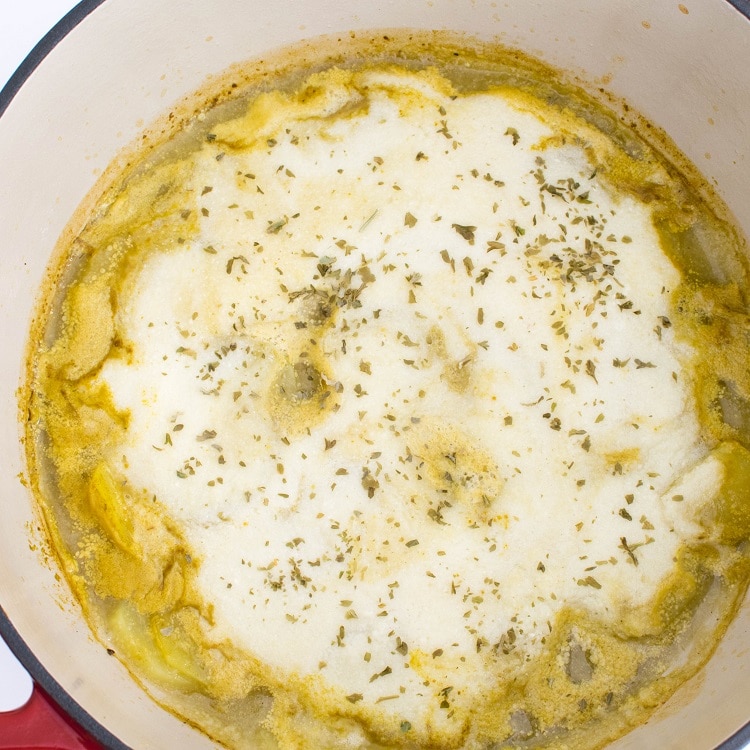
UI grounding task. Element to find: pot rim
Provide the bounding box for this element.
[0,0,106,119]
[2,1,750,749]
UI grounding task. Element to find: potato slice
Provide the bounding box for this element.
[150,612,207,688]
[705,441,750,544]
[49,275,114,381]
[88,462,138,554]
[108,602,205,693]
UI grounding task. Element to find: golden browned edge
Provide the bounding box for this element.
[19,26,750,750]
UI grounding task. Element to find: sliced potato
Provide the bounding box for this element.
[47,275,114,381]
[88,462,138,554]
[150,611,208,688]
[705,441,750,544]
[108,602,205,693]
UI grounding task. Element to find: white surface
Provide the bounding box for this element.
[0,635,33,712]
[0,0,81,714]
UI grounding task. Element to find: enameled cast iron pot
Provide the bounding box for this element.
[2,1,750,747]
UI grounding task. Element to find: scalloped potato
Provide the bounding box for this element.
[25,32,750,750]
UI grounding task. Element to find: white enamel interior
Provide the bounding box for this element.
[0,0,748,748]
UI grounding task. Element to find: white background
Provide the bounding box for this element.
[0,0,82,714]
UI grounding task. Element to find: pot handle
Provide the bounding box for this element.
[0,683,102,750]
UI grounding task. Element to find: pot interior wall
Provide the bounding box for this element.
[0,0,748,748]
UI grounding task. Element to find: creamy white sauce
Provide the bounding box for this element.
[95,67,718,734]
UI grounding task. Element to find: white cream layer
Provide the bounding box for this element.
[96,67,719,735]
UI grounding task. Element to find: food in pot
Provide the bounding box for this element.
[24,32,750,750]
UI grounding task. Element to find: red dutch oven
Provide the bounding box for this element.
[1,1,750,748]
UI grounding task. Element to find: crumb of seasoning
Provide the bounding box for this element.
[452,224,476,244]
[578,576,602,589]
